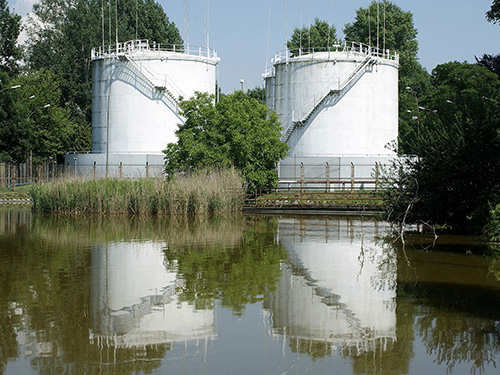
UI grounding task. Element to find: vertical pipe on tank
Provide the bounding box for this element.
[106,75,113,177]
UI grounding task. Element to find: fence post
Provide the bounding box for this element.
[66,162,70,177]
[11,165,16,191]
[326,162,330,192]
[0,162,4,189]
[146,161,149,178]
[375,162,379,192]
[350,162,354,193]
[39,165,43,185]
[119,162,123,180]
[93,161,96,179]
[300,162,305,194]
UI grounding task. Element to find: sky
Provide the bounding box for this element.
[8,0,500,93]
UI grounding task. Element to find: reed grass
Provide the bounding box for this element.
[30,167,244,215]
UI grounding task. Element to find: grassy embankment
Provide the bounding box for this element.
[29,168,244,215]
[0,185,31,204]
[251,190,384,211]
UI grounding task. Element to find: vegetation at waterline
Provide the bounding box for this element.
[381,61,500,236]
[164,91,288,192]
[29,167,243,215]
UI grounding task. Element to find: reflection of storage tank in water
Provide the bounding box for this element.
[90,241,215,347]
[265,217,396,353]
[265,42,399,157]
[91,40,219,154]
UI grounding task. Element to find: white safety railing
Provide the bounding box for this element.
[272,40,399,64]
[91,39,219,61]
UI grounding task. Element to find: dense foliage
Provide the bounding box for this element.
[287,18,337,55]
[164,91,289,191]
[382,62,500,234]
[0,0,22,76]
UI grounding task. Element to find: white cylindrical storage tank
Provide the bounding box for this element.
[91,40,219,154]
[272,42,399,156]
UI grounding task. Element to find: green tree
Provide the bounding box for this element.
[382,62,500,234]
[0,72,27,162]
[487,0,500,23]
[0,0,22,76]
[246,86,265,104]
[344,1,431,154]
[0,70,87,163]
[287,18,337,56]
[164,91,289,191]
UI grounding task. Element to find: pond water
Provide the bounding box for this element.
[1,207,500,375]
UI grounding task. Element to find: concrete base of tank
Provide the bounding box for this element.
[64,153,165,178]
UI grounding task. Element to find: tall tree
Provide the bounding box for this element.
[487,0,500,23]
[164,91,289,191]
[382,62,500,234]
[287,18,337,56]
[0,0,22,76]
[344,1,431,155]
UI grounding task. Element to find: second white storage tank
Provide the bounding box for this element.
[266,42,399,157]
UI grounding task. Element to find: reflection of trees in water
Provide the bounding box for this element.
[164,216,287,314]
[29,213,245,248]
[395,233,500,375]
[0,212,284,375]
[411,283,500,374]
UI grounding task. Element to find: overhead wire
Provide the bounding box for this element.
[265,1,271,70]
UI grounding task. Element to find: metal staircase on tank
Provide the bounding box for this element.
[120,54,185,117]
[281,55,375,143]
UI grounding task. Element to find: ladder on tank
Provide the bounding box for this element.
[281,55,376,143]
[121,54,186,119]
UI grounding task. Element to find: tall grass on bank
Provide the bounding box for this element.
[30,168,244,215]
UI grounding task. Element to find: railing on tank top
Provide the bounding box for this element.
[91,39,219,61]
[272,40,399,64]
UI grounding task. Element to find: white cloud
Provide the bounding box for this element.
[10,0,37,16]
